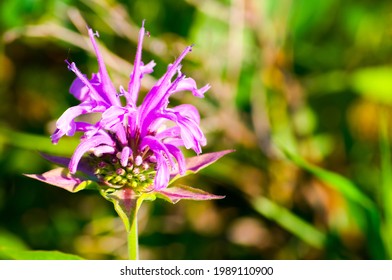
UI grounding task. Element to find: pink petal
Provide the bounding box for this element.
[166,144,186,175]
[159,108,206,154]
[92,145,116,157]
[140,135,175,167]
[127,21,147,106]
[140,60,156,75]
[172,104,201,124]
[154,153,170,190]
[155,126,181,140]
[51,103,93,143]
[139,46,192,125]
[69,76,89,101]
[171,77,210,98]
[120,146,132,167]
[87,29,120,106]
[69,135,115,173]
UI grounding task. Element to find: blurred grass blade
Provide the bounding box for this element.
[0,248,84,260]
[251,196,326,249]
[282,148,375,210]
[0,223,81,261]
[0,230,28,252]
[282,148,386,259]
[379,112,392,258]
[0,126,78,155]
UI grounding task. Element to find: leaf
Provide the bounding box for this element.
[156,185,225,204]
[186,149,235,172]
[170,149,235,182]
[0,247,84,260]
[24,167,97,193]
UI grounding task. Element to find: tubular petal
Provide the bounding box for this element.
[69,135,115,173]
[51,102,95,144]
[171,77,210,98]
[87,29,120,106]
[120,146,132,167]
[127,21,146,105]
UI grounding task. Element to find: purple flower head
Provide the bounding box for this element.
[51,21,210,192]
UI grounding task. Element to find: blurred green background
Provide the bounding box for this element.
[2,0,392,260]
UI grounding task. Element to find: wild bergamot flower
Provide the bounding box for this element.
[26,21,232,258]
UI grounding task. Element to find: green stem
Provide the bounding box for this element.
[127,215,139,260]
